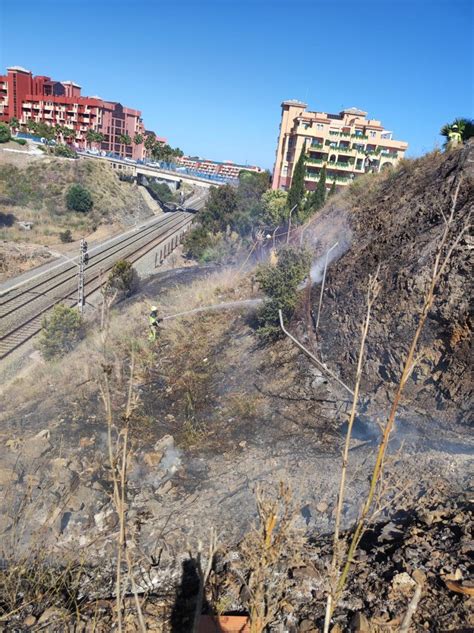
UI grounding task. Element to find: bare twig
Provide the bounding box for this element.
[191,529,218,633]
[400,582,423,632]
[323,270,380,633]
[279,309,354,396]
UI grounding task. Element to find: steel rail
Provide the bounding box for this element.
[0,214,187,340]
[0,213,192,359]
[0,213,183,313]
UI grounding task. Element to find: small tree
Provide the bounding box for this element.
[106,260,139,298]
[0,123,11,143]
[38,304,84,360]
[8,117,19,131]
[54,144,77,158]
[66,184,93,212]
[183,225,214,260]
[255,246,311,340]
[27,119,38,133]
[306,164,327,218]
[59,229,73,243]
[261,189,288,227]
[286,143,307,214]
[328,181,337,197]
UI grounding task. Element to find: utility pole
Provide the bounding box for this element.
[286,204,297,244]
[77,239,89,313]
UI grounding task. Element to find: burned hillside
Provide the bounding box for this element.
[312,143,473,427]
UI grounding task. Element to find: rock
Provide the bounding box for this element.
[94,507,118,530]
[80,436,95,448]
[157,480,172,495]
[22,429,52,460]
[154,434,175,452]
[299,618,318,632]
[391,572,416,594]
[37,607,68,624]
[412,569,427,585]
[0,467,17,485]
[351,612,370,631]
[316,501,328,513]
[144,450,164,468]
[23,615,36,627]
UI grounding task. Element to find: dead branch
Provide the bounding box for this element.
[323,270,380,633]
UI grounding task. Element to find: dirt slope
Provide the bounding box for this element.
[0,152,155,278]
[313,143,473,427]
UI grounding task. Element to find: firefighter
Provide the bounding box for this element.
[448,124,462,148]
[148,305,162,341]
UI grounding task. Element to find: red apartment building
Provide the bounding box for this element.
[0,66,155,160]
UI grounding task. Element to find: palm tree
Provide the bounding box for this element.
[86,128,104,150]
[440,117,474,148]
[118,133,132,146]
[8,117,20,132]
[133,134,143,145]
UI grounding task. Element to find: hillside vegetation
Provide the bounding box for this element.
[0,155,153,243]
[0,153,155,279]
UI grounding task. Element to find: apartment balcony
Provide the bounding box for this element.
[380,151,398,159]
[326,174,353,184]
[331,145,355,155]
[351,133,368,140]
[310,142,324,149]
[327,161,355,170]
[306,157,325,165]
[329,131,340,136]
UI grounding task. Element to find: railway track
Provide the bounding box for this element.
[0,211,192,359]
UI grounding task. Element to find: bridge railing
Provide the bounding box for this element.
[13,133,239,185]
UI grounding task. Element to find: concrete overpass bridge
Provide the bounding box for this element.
[80,154,233,189]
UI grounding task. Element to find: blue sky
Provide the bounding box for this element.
[0,0,472,168]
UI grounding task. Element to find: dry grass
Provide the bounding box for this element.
[0,157,151,246]
[232,483,304,633]
[0,268,252,424]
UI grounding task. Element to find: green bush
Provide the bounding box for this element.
[12,138,27,146]
[106,260,139,298]
[54,144,77,158]
[66,184,93,213]
[59,229,73,243]
[255,246,311,340]
[148,181,175,203]
[38,304,84,360]
[0,123,11,143]
[183,225,215,260]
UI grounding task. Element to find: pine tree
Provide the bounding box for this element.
[310,164,327,212]
[287,142,307,213]
[328,181,337,197]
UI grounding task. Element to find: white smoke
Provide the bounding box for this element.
[310,235,352,284]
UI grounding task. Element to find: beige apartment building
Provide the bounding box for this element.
[272,100,408,191]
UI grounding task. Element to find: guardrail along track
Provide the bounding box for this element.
[0,212,192,359]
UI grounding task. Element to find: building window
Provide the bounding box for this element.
[369,131,376,138]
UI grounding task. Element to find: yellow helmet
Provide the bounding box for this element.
[150,305,158,311]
